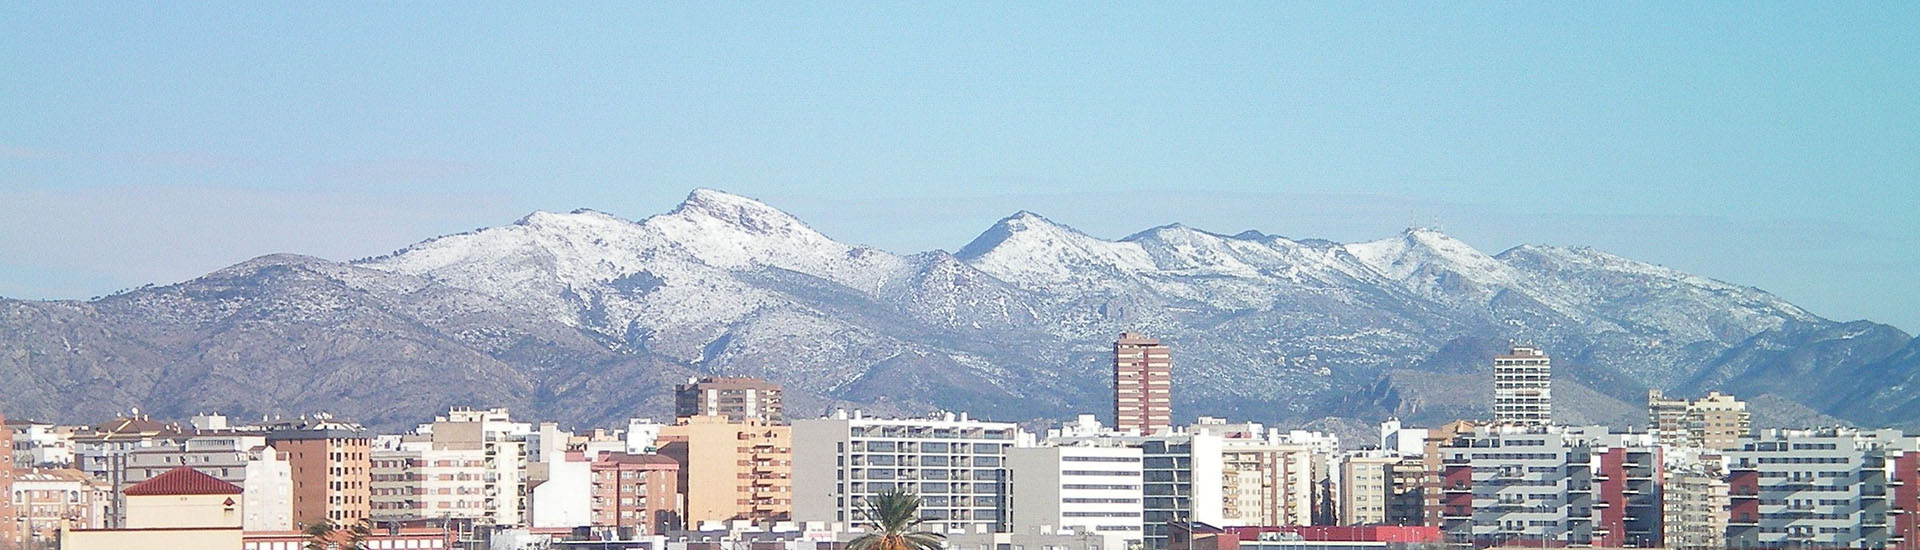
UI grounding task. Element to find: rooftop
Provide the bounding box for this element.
[123,466,243,496]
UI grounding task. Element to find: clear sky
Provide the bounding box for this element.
[2,4,1916,333]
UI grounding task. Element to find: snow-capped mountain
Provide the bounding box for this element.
[0,189,1912,431]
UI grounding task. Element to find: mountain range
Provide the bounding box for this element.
[2,189,1913,434]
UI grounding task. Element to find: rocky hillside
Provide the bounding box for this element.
[2,189,1913,432]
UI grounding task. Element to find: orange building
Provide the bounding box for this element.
[657,415,791,526]
[589,452,679,535]
[1113,332,1172,435]
[265,416,371,527]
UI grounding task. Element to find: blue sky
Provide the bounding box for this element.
[2,4,1915,332]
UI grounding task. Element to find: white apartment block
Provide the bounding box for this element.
[1724,427,1917,549]
[1008,444,1145,550]
[1046,417,1230,550]
[1492,346,1552,426]
[1439,425,1663,547]
[8,421,76,468]
[793,411,1019,534]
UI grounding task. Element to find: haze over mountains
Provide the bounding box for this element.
[1,189,1913,432]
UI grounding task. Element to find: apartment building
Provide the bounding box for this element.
[657,415,792,526]
[1,413,16,549]
[266,415,372,526]
[1113,332,1173,436]
[12,468,112,544]
[1661,448,1727,550]
[1008,443,1146,550]
[1648,390,1751,451]
[1046,416,1231,550]
[1438,425,1662,547]
[7,418,76,469]
[370,441,489,522]
[589,452,681,535]
[422,407,531,526]
[1491,346,1552,426]
[675,377,784,423]
[1385,455,1439,527]
[1220,442,1318,527]
[1723,427,1917,549]
[1338,454,1396,526]
[793,411,1020,535]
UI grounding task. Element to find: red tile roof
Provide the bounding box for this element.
[123,466,243,496]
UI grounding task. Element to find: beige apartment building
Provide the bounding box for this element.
[1647,390,1750,451]
[371,444,490,522]
[657,415,792,526]
[1114,332,1172,435]
[1339,455,1396,526]
[13,468,112,545]
[1219,443,1316,526]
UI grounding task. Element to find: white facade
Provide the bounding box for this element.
[8,422,75,468]
[530,451,595,528]
[1008,444,1144,550]
[242,445,294,531]
[793,412,1020,534]
[1724,427,1916,549]
[1492,346,1552,426]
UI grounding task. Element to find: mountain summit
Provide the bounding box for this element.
[0,189,1912,431]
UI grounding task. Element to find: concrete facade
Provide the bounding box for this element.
[793,412,1018,535]
[675,377,784,423]
[1008,444,1145,550]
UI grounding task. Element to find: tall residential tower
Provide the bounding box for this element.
[1492,345,1551,426]
[1114,332,1172,435]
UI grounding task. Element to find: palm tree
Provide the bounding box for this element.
[347,519,375,550]
[302,519,336,550]
[848,488,946,550]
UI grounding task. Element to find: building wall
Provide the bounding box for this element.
[1113,333,1171,436]
[1724,428,1913,549]
[1339,456,1394,526]
[1491,346,1551,426]
[270,435,371,526]
[241,446,293,531]
[659,416,792,526]
[1,413,17,550]
[588,455,680,535]
[530,451,593,528]
[1220,444,1315,526]
[124,493,242,529]
[59,527,242,550]
[675,377,784,423]
[792,415,1018,535]
[1008,445,1144,550]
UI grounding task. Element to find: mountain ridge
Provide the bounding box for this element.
[2,189,1913,432]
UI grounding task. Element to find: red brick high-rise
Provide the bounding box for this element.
[1113,332,1171,435]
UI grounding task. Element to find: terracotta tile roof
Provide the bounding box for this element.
[123,466,242,496]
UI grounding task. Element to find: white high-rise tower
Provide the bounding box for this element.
[1492,345,1552,425]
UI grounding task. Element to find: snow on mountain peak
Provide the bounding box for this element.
[669,188,817,236]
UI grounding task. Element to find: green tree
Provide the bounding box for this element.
[848,488,945,550]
